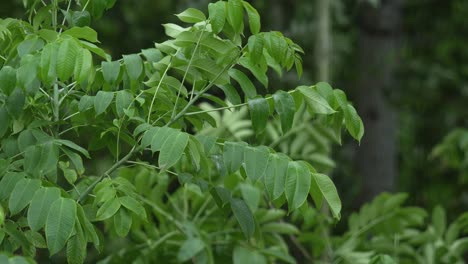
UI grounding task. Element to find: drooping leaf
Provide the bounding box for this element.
[114,208,132,237]
[248,97,270,135]
[96,198,121,221]
[239,57,268,87]
[63,26,98,43]
[123,54,143,81]
[242,1,261,34]
[115,90,133,117]
[66,226,87,264]
[55,139,90,159]
[208,1,226,34]
[273,90,295,133]
[7,88,25,118]
[177,237,205,262]
[285,161,311,211]
[45,198,77,255]
[39,42,59,85]
[243,146,270,182]
[8,178,41,215]
[223,141,247,174]
[264,153,289,200]
[0,66,17,95]
[101,60,120,84]
[57,37,80,81]
[119,196,147,221]
[27,187,61,231]
[311,173,341,219]
[229,69,256,99]
[176,8,206,23]
[298,86,335,114]
[0,172,25,201]
[218,84,241,105]
[344,104,364,142]
[74,48,93,84]
[247,35,264,63]
[227,0,244,34]
[159,131,189,169]
[94,91,114,115]
[231,198,255,238]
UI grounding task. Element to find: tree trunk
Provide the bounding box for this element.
[355,0,402,202]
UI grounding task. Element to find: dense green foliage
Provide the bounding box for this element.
[0,0,366,263]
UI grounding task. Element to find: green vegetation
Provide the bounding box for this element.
[0,0,467,263]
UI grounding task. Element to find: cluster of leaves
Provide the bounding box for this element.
[0,0,364,263]
[326,193,468,264]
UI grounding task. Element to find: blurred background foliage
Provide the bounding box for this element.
[2,0,467,255]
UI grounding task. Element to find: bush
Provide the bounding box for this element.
[0,0,364,263]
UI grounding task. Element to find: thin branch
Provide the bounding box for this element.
[77,146,137,203]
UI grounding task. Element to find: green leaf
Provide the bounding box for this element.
[123,54,143,81]
[63,26,98,43]
[101,60,120,84]
[0,172,25,200]
[242,1,261,34]
[239,57,268,87]
[177,237,205,262]
[432,205,446,237]
[264,153,289,200]
[248,97,269,135]
[40,42,59,85]
[229,69,257,99]
[227,0,244,34]
[17,37,44,58]
[208,1,226,34]
[0,66,17,95]
[223,141,247,174]
[159,131,189,169]
[94,91,114,115]
[17,55,39,89]
[0,106,10,137]
[233,246,267,264]
[57,37,80,81]
[261,222,299,234]
[311,173,341,219]
[66,229,87,264]
[46,198,77,255]
[27,187,61,231]
[285,161,311,211]
[8,178,41,215]
[77,205,99,248]
[96,198,121,221]
[218,84,241,105]
[143,127,162,150]
[79,40,111,60]
[231,198,255,238]
[298,86,335,114]
[7,88,25,118]
[247,35,264,63]
[119,196,147,221]
[244,146,270,182]
[344,104,364,142]
[115,90,133,117]
[141,48,162,62]
[74,48,93,84]
[273,90,295,133]
[72,10,91,27]
[55,139,91,159]
[162,23,188,38]
[114,208,132,237]
[176,8,206,23]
